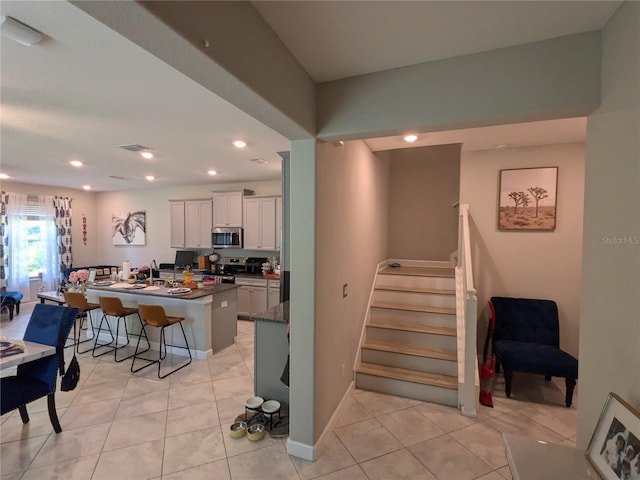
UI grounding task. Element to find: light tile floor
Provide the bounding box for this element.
[1,302,578,479]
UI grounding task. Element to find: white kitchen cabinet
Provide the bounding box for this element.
[275,196,282,251]
[213,191,247,227]
[169,201,185,248]
[268,279,280,308]
[236,277,268,318]
[244,196,276,250]
[185,199,212,248]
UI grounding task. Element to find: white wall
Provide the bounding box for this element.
[316,32,601,141]
[95,180,281,269]
[578,1,640,448]
[460,143,585,358]
[387,144,461,261]
[1,179,282,294]
[314,140,389,437]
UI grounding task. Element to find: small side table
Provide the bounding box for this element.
[503,433,599,480]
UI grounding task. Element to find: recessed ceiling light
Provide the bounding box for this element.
[404,134,418,143]
[208,170,217,176]
[82,185,91,190]
[233,140,247,148]
[70,160,83,167]
[0,173,9,179]
[250,158,268,165]
[145,175,155,181]
[140,151,154,159]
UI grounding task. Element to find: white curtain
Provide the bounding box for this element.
[5,193,60,300]
[36,195,59,292]
[6,193,30,298]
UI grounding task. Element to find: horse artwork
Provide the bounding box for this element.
[112,211,146,245]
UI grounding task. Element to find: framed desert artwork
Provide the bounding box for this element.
[498,167,558,231]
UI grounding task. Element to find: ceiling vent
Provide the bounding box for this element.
[118,144,149,152]
[250,158,268,165]
[108,175,128,180]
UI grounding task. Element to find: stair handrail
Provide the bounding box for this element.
[457,204,478,417]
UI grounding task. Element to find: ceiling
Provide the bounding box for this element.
[0,1,619,192]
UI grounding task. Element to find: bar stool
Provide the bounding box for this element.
[63,291,100,354]
[132,304,192,378]
[94,296,148,362]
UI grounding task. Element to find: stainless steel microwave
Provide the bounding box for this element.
[212,227,243,249]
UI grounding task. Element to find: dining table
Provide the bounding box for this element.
[0,339,56,370]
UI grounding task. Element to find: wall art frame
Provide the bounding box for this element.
[497,166,558,231]
[586,392,640,480]
[112,210,146,246]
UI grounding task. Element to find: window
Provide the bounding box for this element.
[24,218,52,278]
[6,193,60,296]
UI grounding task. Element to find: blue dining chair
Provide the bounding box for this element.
[0,304,79,433]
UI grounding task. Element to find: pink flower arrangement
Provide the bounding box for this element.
[69,269,89,284]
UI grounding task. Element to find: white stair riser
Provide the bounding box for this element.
[370,308,456,328]
[367,327,457,350]
[362,349,458,376]
[374,290,456,309]
[376,274,455,290]
[355,373,458,407]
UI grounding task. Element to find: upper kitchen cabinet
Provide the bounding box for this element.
[244,196,277,250]
[213,189,254,227]
[169,200,185,248]
[170,199,212,248]
[185,200,212,248]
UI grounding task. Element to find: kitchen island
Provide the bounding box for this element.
[86,283,239,358]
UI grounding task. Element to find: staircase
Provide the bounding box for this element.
[355,263,459,407]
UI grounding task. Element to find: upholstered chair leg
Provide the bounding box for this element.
[545,375,552,381]
[47,393,62,433]
[8,304,14,320]
[504,370,513,397]
[15,302,20,315]
[565,378,577,408]
[18,405,29,424]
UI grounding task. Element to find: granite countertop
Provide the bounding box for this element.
[87,282,238,300]
[251,300,289,324]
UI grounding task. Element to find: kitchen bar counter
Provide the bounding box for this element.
[251,301,289,404]
[86,283,239,357]
[87,282,237,300]
[250,300,289,324]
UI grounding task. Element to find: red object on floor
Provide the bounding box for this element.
[480,357,495,407]
[479,300,496,407]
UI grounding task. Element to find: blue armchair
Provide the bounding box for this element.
[489,296,578,407]
[0,304,79,432]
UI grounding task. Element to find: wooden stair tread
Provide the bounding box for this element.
[362,340,457,361]
[379,266,455,278]
[368,319,456,336]
[371,302,455,315]
[357,363,458,390]
[375,285,455,295]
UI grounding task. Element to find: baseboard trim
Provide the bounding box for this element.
[286,439,315,461]
[286,381,355,462]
